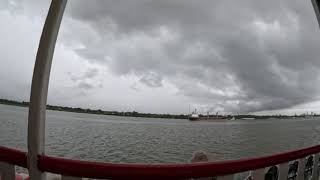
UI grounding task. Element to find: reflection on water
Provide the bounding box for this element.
[1,104,320,164]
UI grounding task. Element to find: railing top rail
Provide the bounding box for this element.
[37,144,320,179]
[0,146,27,168]
[2,144,320,179]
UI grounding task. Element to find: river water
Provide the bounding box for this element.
[1,104,320,164]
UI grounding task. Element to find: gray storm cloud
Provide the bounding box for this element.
[2,0,320,113]
[63,0,320,113]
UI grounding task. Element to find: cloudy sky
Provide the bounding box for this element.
[1,0,320,115]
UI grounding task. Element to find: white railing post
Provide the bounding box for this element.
[311,153,319,180]
[297,157,306,180]
[279,163,289,180]
[252,168,265,179]
[27,0,67,180]
[0,162,16,180]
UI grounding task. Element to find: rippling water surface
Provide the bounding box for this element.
[1,104,320,164]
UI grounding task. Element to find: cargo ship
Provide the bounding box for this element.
[188,110,235,121]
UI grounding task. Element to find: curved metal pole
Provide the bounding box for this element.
[27,0,67,179]
[312,0,320,27]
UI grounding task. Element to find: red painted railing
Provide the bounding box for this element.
[0,146,27,168]
[1,145,320,179]
[38,145,319,179]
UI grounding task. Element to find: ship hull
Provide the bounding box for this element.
[188,117,231,121]
[188,117,199,121]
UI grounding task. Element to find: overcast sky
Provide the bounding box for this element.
[1,0,320,115]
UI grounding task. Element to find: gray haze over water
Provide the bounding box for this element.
[1,104,320,164]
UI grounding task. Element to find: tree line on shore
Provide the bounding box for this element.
[0,98,318,119]
[0,98,186,119]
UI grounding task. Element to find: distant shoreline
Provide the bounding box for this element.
[0,98,187,119]
[0,98,317,120]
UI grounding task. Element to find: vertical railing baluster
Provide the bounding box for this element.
[312,153,319,180]
[0,162,16,180]
[297,157,306,180]
[288,161,299,180]
[217,174,234,180]
[252,168,265,179]
[279,162,289,180]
